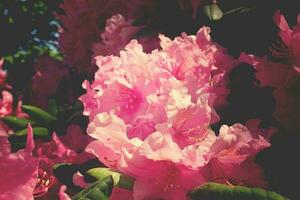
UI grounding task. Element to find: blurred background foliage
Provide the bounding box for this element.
[0,0,62,92]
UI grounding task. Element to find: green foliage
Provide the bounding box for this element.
[188,182,290,200]
[0,0,62,93]
[87,168,135,190]
[72,176,114,200]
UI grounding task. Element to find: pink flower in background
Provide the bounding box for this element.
[272,11,300,69]
[0,58,9,89]
[203,124,270,187]
[31,56,67,108]
[93,14,141,58]
[0,125,39,200]
[240,53,300,134]
[0,90,13,117]
[57,0,142,73]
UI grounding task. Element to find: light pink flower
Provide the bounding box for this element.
[85,112,207,200]
[80,27,230,140]
[93,14,142,58]
[0,125,39,200]
[0,90,13,117]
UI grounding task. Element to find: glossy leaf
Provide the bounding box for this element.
[72,176,114,200]
[86,168,134,190]
[14,127,49,137]
[203,4,223,21]
[188,182,290,200]
[22,105,57,124]
[1,116,36,128]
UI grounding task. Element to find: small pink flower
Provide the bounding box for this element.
[0,58,10,89]
[59,185,72,200]
[204,123,270,187]
[272,11,300,68]
[0,125,39,200]
[0,90,13,117]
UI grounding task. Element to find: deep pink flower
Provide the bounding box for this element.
[240,53,300,134]
[0,125,39,200]
[272,11,300,68]
[60,124,92,152]
[0,58,9,89]
[57,0,142,73]
[203,124,270,187]
[93,14,142,58]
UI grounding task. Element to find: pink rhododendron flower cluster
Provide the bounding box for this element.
[80,27,270,199]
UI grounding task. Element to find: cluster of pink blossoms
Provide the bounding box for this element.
[79,27,271,199]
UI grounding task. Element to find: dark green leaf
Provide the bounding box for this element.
[47,99,59,116]
[14,127,49,137]
[1,116,36,128]
[22,105,57,124]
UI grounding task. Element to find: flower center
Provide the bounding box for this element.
[33,168,55,198]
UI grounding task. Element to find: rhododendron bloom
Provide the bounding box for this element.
[0,125,39,200]
[240,53,300,134]
[0,58,9,89]
[273,11,300,68]
[80,26,270,199]
[57,0,142,73]
[203,124,270,187]
[85,112,206,200]
[80,27,233,133]
[0,90,13,117]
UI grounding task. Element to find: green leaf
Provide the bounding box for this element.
[8,127,50,152]
[188,182,290,200]
[72,176,114,200]
[203,4,223,21]
[1,116,36,128]
[14,127,49,137]
[86,168,134,190]
[22,105,57,124]
[47,99,58,116]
